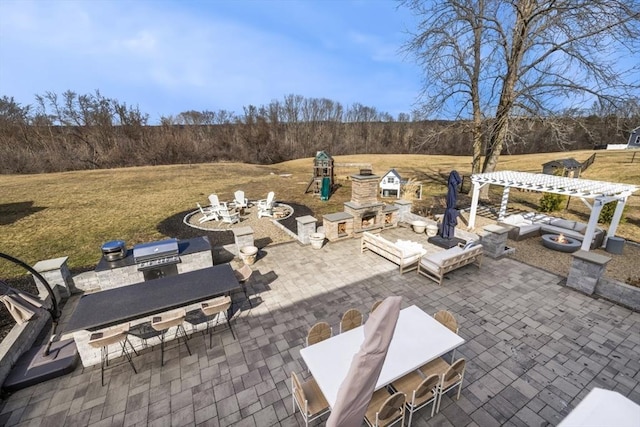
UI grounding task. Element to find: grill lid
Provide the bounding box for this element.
[133,238,179,263]
[101,240,126,253]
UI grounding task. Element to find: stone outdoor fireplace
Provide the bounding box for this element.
[344,173,386,234]
[323,172,399,241]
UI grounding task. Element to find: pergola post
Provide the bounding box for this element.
[581,199,605,251]
[607,197,627,240]
[468,181,482,229]
[498,186,510,221]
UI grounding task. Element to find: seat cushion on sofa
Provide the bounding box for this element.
[573,222,587,234]
[549,218,576,229]
[422,246,463,266]
[540,225,585,241]
[502,214,529,226]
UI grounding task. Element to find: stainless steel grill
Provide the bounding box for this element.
[133,238,180,271]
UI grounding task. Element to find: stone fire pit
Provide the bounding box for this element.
[541,233,581,253]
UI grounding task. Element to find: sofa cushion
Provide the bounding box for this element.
[549,218,576,229]
[463,240,480,250]
[573,222,587,234]
[502,214,526,225]
[395,240,427,257]
[422,246,463,266]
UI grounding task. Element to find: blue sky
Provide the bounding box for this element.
[0,0,422,123]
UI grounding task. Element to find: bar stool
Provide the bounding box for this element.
[185,296,235,348]
[87,323,137,386]
[151,308,191,366]
[233,264,254,308]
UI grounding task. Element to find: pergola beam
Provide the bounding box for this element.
[467,171,638,251]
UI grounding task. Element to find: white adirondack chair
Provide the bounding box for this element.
[234,190,249,209]
[218,207,240,225]
[257,192,275,218]
[197,203,219,223]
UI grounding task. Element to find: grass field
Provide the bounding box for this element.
[1,150,638,278]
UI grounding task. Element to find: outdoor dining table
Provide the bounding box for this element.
[65,264,240,366]
[300,304,465,408]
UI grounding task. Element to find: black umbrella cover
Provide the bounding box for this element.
[441,170,462,239]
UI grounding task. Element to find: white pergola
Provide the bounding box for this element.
[468,171,638,251]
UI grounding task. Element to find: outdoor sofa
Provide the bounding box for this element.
[361,231,427,274]
[417,242,483,286]
[499,214,605,249]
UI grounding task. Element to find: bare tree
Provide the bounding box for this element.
[402,0,640,186]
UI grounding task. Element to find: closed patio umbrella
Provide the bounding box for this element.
[0,282,44,325]
[441,170,462,239]
[326,296,402,427]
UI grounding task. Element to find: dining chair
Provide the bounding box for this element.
[151,308,191,366]
[419,357,466,414]
[233,264,254,308]
[87,322,137,386]
[306,322,332,347]
[434,309,459,361]
[370,300,383,314]
[364,389,406,427]
[390,372,440,426]
[340,308,363,333]
[291,371,330,427]
[185,295,235,349]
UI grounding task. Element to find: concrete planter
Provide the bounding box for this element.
[309,233,325,250]
[411,221,428,234]
[239,246,258,265]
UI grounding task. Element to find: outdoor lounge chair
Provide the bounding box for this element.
[196,203,219,223]
[291,371,330,427]
[364,390,406,427]
[257,191,275,218]
[208,194,227,212]
[390,372,440,426]
[233,190,249,209]
[218,207,240,225]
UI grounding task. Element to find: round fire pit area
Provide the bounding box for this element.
[541,233,581,253]
[183,202,294,232]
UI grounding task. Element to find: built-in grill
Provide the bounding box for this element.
[133,238,181,278]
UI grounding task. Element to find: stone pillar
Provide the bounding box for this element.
[478,224,509,258]
[32,257,76,301]
[566,250,611,295]
[296,215,317,245]
[394,200,412,223]
[233,226,254,255]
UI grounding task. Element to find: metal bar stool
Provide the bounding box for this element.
[87,323,137,386]
[151,308,191,366]
[185,295,235,348]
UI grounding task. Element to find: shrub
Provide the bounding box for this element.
[539,192,566,212]
[598,201,627,224]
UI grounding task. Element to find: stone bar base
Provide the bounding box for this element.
[566,250,611,295]
[296,215,318,245]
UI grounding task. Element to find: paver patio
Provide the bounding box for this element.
[1,226,639,426]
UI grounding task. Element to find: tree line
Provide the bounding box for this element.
[0,91,637,174]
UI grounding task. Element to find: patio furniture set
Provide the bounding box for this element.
[361,231,484,285]
[295,305,466,426]
[65,263,255,383]
[499,213,605,250]
[196,191,276,225]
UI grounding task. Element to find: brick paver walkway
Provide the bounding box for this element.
[1,227,639,426]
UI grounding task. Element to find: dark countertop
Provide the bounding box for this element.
[66,263,238,332]
[95,236,211,272]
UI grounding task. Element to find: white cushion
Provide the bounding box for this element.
[395,240,426,257]
[549,218,576,229]
[423,247,462,266]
